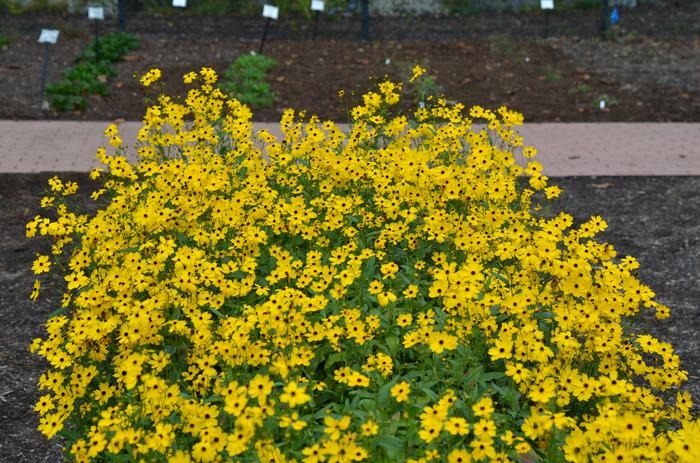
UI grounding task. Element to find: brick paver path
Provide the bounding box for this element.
[1,120,698,175]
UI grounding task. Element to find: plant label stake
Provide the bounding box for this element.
[88,6,104,60]
[172,0,187,37]
[599,0,610,35]
[38,29,59,112]
[310,0,324,41]
[118,0,126,31]
[260,5,279,54]
[540,0,553,38]
[360,0,369,41]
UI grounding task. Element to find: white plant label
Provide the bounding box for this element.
[311,0,324,12]
[38,29,60,44]
[540,0,554,9]
[600,100,606,109]
[88,6,105,20]
[172,0,187,7]
[263,4,279,20]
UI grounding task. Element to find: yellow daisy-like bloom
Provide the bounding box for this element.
[410,64,426,82]
[391,381,411,402]
[32,254,51,274]
[280,382,310,408]
[140,68,161,87]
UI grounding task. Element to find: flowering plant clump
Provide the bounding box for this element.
[28,66,699,463]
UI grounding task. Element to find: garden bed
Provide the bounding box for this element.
[1,173,698,462]
[0,3,699,122]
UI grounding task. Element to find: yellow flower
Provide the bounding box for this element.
[396,313,413,328]
[410,64,426,82]
[280,382,311,408]
[428,331,457,354]
[32,254,51,274]
[391,381,411,402]
[140,68,162,87]
[324,415,351,440]
[29,279,40,301]
[472,396,494,417]
[445,417,469,436]
[183,71,198,84]
[361,420,379,436]
[447,449,472,463]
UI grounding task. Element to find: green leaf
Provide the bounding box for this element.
[324,352,346,371]
[385,334,401,356]
[376,435,404,460]
[377,380,396,408]
[208,307,224,318]
[421,386,439,401]
[492,271,510,285]
[47,306,68,318]
[480,372,506,383]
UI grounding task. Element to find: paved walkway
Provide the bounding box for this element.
[1,120,699,175]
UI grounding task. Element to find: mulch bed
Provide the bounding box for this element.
[1,3,699,122]
[1,173,699,462]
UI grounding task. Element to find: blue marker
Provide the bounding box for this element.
[610,7,619,25]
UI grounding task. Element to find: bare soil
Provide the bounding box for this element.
[1,2,699,122]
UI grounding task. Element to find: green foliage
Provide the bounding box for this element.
[47,32,139,112]
[399,63,444,106]
[440,0,482,16]
[141,0,253,15]
[543,64,562,83]
[77,32,140,63]
[488,33,515,56]
[0,35,10,46]
[568,83,592,96]
[219,53,278,107]
[0,0,64,13]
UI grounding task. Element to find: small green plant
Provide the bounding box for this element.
[543,64,562,83]
[47,32,139,112]
[220,53,278,107]
[399,62,443,107]
[488,33,514,56]
[0,34,10,46]
[568,83,592,96]
[77,32,139,63]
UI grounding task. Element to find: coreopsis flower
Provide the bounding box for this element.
[32,254,51,274]
[280,382,310,408]
[391,381,411,402]
[140,68,161,87]
[410,64,426,82]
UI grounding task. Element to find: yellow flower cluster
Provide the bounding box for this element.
[140,68,162,87]
[28,67,699,463]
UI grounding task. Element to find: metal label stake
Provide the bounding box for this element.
[88,6,104,60]
[600,0,610,35]
[38,29,59,112]
[118,0,126,32]
[172,0,187,37]
[260,5,279,54]
[311,0,324,41]
[541,0,554,38]
[360,0,369,41]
